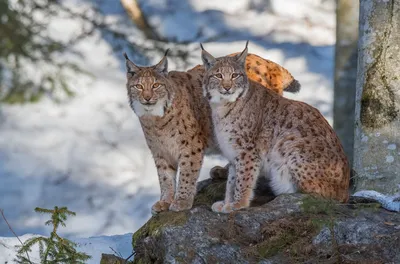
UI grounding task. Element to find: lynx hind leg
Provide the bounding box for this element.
[151,158,177,215]
[301,174,349,203]
[289,159,349,202]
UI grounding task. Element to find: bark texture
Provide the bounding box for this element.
[354,0,400,194]
[333,0,359,166]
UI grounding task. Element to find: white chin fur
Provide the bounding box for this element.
[132,100,166,117]
[209,88,243,104]
[224,92,240,102]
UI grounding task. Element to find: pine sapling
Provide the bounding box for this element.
[15,206,91,264]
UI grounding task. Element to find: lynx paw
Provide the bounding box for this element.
[169,199,193,212]
[151,200,171,215]
[212,201,246,213]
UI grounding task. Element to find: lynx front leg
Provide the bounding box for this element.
[211,165,236,212]
[217,153,261,213]
[151,157,176,215]
[169,147,204,212]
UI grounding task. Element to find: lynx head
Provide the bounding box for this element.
[201,41,249,104]
[124,50,172,117]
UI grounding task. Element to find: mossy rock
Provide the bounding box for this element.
[100,253,132,264]
[248,216,321,262]
[132,210,188,248]
[193,179,226,207]
[132,177,229,248]
[131,181,400,263]
[132,210,189,264]
[194,175,275,208]
[134,194,400,263]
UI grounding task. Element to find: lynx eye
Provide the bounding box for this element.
[214,73,223,79]
[152,83,161,89]
[134,84,143,90]
[232,73,240,79]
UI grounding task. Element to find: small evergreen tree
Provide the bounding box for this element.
[15,206,91,264]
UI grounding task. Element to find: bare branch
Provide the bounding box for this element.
[120,0,163,41]
[124,252,135,263]
[109,246,123,258]
[0,209,32,263]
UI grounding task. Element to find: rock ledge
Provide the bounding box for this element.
[132,178,400,264]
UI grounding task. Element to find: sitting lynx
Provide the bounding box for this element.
[201,42,350,213]
[123,49,300,214]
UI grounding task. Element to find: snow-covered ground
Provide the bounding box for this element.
[0,0,335,261]
[0,233,133,263]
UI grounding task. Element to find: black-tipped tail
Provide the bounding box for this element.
[284,79,301,93]
[164,48,170,57]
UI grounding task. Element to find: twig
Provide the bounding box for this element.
[0,209,32,263]
[124,252,135,263]
[109,246,123,258]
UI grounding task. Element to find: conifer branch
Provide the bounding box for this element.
[14,206,91,263]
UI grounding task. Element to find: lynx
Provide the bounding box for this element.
[201,42,350,213]
[123,49,300,214]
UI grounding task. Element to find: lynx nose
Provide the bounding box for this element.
[222,81,232,91]
[143,92,152,101]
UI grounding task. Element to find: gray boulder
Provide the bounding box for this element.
[132,177,400,264]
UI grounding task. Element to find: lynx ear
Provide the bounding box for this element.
[123,52,140,75]
[154,49,169,75]
[236,40,249,66]
[200,43,216,70]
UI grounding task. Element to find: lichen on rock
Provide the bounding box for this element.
[131,178,400,263]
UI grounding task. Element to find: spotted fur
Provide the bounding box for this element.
[201,43,350,214]
[123,49,301,214]
[190,53,300,95]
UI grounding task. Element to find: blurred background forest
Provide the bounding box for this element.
[0,0,348,238]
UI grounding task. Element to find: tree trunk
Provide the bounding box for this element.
[354,0,400,194]
[333,0,359,166]
[120,0,162,41]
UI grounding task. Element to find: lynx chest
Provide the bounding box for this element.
[213,115,238,162]
[140,117,182,165]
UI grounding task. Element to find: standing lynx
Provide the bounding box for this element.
[201,42,350,213]
[123,49,300,214]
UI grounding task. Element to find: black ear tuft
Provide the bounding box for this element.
[123,52,129,60]
[200,43,217,70]
[124,52,140,75]
[154,52,168,75]
[236,41,249,66]
[164,48,170,57]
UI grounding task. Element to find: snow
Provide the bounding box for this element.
[353,188,400,212]
[0,0,336,260]
[0,233,133,264]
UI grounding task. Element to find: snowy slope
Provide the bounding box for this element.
[0,0,335,258]
[0,233,133,263]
